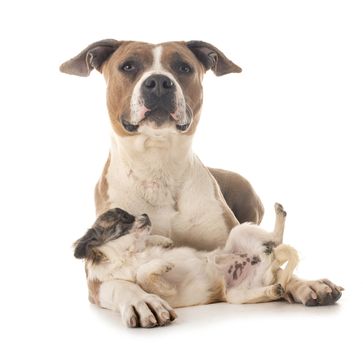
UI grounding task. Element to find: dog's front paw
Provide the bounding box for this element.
[121,294,177,328]
[285,278,344,306]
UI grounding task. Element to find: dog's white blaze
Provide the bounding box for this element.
[151,45,163,72]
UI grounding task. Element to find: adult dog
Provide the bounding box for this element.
[60,39,342,327]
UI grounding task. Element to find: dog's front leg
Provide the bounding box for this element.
[283,276,344,306]
[99,280,177,327]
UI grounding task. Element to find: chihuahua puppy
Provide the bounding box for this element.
[74,204,298,321]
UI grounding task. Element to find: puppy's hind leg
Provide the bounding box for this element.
[136,259,177,297]
[274,244,299,288]
[272,203,287,244]
[226,284,285,304]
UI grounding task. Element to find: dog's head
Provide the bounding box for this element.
[73,208,151,263]
[60,40,241,136]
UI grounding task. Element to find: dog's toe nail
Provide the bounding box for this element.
[129,316,138,327]
[305,298,319,306]
[161,312,170,320]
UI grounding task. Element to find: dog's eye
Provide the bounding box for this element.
[119,62,137,73]
[179,63,192,74]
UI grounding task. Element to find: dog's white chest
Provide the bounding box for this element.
[106,154,231,251]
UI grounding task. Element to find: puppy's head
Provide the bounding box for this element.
[73,208,151,263]
[60,40,241,136]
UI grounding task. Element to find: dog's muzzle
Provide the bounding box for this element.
[141,74,179,127]
[122,74,191,133]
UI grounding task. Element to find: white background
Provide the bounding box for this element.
[0,0,362,349]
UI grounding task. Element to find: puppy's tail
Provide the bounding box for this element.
[273,244,299,288]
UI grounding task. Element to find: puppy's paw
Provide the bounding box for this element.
[268,283,285,299]
[274,202,287,217]
[161,261,174,273]
[274,283,285,297]
[146,236,174,249]
[146,260,175,275]
[160,237,174,249]
[284,278,344,306]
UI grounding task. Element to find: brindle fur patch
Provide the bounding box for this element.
[263,241,276,255]
[88,278,101,305]
[207,279,226,303]
[251,255,261,265]
[232,262,244,280]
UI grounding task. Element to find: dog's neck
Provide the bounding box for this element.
[110,127,195,180]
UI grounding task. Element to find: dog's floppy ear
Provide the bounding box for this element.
[60,39,121,77]
[186,41,242,76]
[73,228,98,259]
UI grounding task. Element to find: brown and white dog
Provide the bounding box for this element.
[74,204,301,327]
[61,39,343,327]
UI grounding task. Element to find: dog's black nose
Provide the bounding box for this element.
[142,74,175,97]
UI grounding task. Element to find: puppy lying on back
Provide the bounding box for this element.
[74,203,298,324]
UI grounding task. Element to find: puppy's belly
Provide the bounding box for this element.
[219,254,257,288]
[216,253,274,291]
[149,248,221,307]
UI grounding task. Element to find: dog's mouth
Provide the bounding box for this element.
[121,109,191,133]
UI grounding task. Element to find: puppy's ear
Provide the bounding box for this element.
[73,228,98,259]
[186,41,242,76]
[60,39,121,77]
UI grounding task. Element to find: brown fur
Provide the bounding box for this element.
[209,168,264,224]
[207,278,227,304]
[102,42,154,137]
[95,154,111,216]
[88,278,101,305]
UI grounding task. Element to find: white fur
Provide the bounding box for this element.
[107,128,233,250]
[151,45,163,72]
